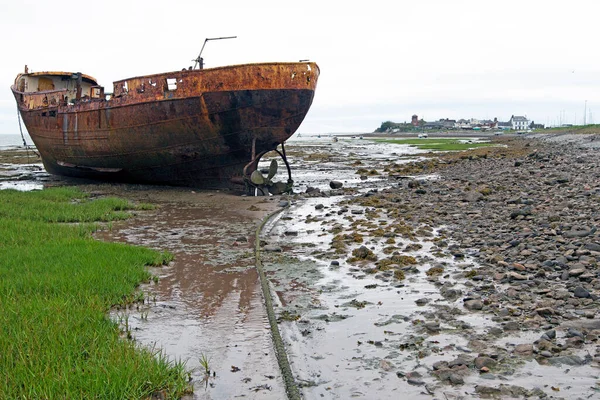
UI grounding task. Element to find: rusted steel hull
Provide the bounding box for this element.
[11,62,319,188]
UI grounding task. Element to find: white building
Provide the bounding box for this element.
[510,115,529,130]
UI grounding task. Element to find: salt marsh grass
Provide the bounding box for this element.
[0,187,191,398]
[375,138,494,151]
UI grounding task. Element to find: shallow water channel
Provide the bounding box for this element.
[97,192,287,399]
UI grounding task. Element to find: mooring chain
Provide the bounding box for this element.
[16,109,34,163]
[255,204,302,400]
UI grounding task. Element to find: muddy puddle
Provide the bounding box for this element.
[93,190,288,399]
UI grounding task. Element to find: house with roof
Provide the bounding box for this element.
[498,121,511,130]
[510,115,530,131]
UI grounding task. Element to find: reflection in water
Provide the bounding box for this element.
[98,199,285,399]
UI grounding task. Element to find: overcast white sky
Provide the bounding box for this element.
[2,0,600,135]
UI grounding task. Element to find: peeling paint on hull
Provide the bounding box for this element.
[11,62,319,188]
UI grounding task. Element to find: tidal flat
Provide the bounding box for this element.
[259,132,600,399]
[2,131,600,399]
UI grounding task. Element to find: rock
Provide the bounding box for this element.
[573,286,591,298]
[562,319,600,331]
[405,371,424,386]
[503,321,520,331]
[566,328,584,338]
[463,191,483,202]
[315,204,324,210]
[513,344,533,356]
[329,180,343,189]
[464,299,483,310]
[474,356,497,369]
[424,321,440,332]
[330,260,340,266]
[278,200,289,207]
[510,206,532,219]
[569,268,586,277]
[512,262,526,271]
[263,245,282,252]
[379,359,394,371]
[536,307,554,317]
[542,329,556,340]
[407,180,420,188]
[432,361,448,370]
[565,336,585,348]
[564,226,597,238]
[352,245,375,260]
[407,377,424,386]
[449,374,464,385]
[584,242,600,252]
[507,271,527,281]
[547,355,587,366]
[415,298,430,306]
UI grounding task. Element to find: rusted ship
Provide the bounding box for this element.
[11,61,319,190]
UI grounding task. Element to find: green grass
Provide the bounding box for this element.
[374,138,495,151]
[538,124,600,135]
[0,187,191,399]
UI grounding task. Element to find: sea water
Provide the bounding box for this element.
[0,134,31,148]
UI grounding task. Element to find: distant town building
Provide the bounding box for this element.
[411,115,419,126]
[510,115,530,130]
[530,121,545,130]
[498,121,511,130]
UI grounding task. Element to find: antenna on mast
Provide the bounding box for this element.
[193,36,237,69]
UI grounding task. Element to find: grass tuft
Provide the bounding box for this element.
[0,187,191,399]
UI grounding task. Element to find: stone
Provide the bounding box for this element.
[564,227,597,238]
[507,271,527,281]
[513,344,534,356]
[424,321,440,332]
[464,299,483,310]
[573,286,591,298]
[536,307,554,317]
[263,245,282,252]
[329,180,343,189]
[584,243,600,252]
[547,355,587,366]
[474,356,497,369]
[542,329,556,340]
[415,298,430,306]
[503,321,520,331]
[432,361,448,370]
[569,268,586,277]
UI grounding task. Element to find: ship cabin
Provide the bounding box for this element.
[13,67,103,109]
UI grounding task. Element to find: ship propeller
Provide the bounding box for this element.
[249,159,288,195]
[250,159,278,186]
